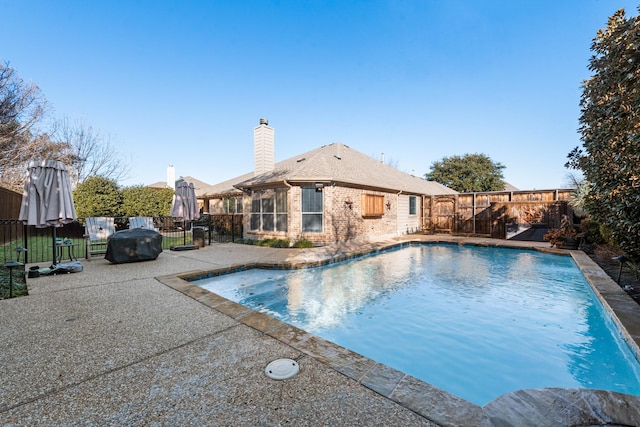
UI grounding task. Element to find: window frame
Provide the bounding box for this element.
[409,195,417,216]
[223,196,243,214]
[250,189,288,232]
[301,186,323,233]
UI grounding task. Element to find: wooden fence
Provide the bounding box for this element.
[0,187,24,244]
[423,189,575,240]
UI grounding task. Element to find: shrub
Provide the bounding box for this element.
[543,215,577,247]
[257,238,290,248]
[293,238,314,248]
[236,237,313,248]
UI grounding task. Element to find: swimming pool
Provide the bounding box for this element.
[194,244,640,405]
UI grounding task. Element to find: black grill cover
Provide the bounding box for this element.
[105,229,163,264]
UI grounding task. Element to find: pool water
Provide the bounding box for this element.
[195,244,640,405]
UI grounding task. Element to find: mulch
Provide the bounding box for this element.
[588,244,640,306]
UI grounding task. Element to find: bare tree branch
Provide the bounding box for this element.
[51,117,130,185]
[1,62,48,160]
[0,62,58,190]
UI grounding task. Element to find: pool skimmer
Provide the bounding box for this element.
[265,358,299,380]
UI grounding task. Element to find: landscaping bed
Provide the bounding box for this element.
[588,244,640,306]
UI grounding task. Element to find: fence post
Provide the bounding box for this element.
[22,223,28,265]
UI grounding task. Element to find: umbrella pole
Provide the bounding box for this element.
[51,227,58,267]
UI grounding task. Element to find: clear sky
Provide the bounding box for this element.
[2,0,638,190]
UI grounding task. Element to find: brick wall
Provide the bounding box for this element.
[242,185,401,245]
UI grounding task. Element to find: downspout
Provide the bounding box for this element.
[284,180,292,241]
[422,194,426,234]
[397,190,402,236]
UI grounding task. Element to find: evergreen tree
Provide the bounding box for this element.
[73,176,122,218]
[425,153,505,193]
[569,7,640,261]
[121,185,173,217]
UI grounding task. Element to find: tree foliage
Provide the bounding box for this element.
[425,153,505,192]
[121,185,174,217]
[73,175,123,218]
[569,8,640,261]
[74,177,174,219]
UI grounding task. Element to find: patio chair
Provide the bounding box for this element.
[84,217,115,260]
[128,216,158,231]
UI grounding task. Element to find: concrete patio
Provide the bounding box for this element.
[1,236,640,426]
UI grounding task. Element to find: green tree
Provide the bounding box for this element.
[73,175,122,218]
[568,8,640,261]
[425,153,505,192]
[121,185,173,217]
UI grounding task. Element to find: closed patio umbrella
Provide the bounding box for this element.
[170,179,199,244]
[18,160,77,266]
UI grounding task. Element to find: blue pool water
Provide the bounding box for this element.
[195,244,640,405]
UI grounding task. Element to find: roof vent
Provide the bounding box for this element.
[296,157,306,162]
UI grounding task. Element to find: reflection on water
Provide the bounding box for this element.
[284,253,423,330]
[196,244,640,405]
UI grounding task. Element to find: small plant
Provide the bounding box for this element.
[293,238,314,248]
[267,239,290,248]
[544,215,578,248]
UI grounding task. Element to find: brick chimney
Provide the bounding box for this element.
[254,118,274,176]
[167,164,175,189]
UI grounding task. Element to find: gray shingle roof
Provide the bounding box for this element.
[232,143,457,196]
[148,176,235,198]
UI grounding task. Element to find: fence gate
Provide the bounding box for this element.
[433,197,455,233]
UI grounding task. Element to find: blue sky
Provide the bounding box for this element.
[2,0,638,190]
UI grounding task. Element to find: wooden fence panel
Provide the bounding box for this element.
[491,201,570,239]
[423,189,574,240]
[0,187,24,243]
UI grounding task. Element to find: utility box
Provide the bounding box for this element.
[192,227,206,247]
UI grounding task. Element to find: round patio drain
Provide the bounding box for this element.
[265,358,299,380]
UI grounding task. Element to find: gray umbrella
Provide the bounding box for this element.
[18,160,77,265]
[170,180,199,244]
[171,180,199,221]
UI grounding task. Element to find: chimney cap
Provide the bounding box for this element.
[259,118,269,125]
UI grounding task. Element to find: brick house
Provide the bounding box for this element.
[200,119,456,244]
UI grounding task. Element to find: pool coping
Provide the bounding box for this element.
[156,237,640,427]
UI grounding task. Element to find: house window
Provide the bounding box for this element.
[362,194,384,218]
[276,190,287,231]
[409,196,417,215]
[250,189,287,232]
[223,197,242,213]
[301,186,323,232]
